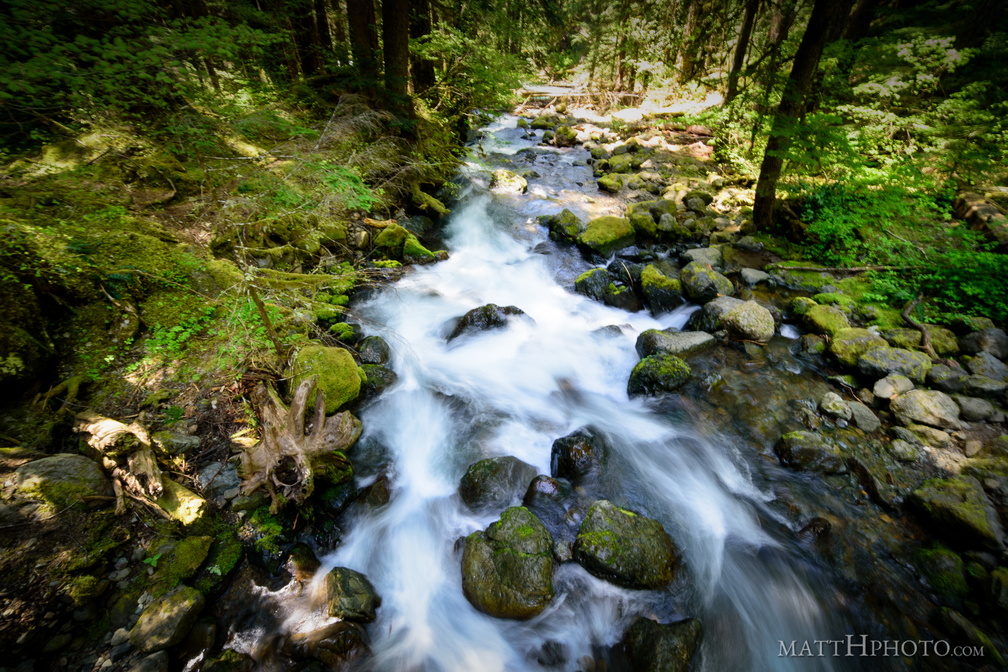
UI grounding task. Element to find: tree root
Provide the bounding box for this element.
[902,294,937,359]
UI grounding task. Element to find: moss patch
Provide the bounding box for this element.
[289,345,364,413]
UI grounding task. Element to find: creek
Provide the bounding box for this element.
[240,116,872,671]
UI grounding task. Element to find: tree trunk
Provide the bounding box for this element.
[752,0,844,229]
[346,0,379,93]
[330,0,350,65]
[315,0,333,51]
[288,0,320,77]
[382,0,413,117]
[725,0,759,104]
[844,0,879,41]
[409,0,436,94]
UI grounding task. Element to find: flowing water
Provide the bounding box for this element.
[272,117,863,671]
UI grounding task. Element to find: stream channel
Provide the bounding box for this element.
[232,116,879,671]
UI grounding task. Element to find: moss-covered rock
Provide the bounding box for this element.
[891,389,961,430]
[790,296,818,316]
[628,354,691,396]
[914,545,969,606]
[829,328,888,368]
[574,268,611,301]
[156,479,206,526]
[630,211,658,238]
[774,431,846,473]
[640,265,683,313]
[326,567,381,622]
[14,454,111,512]
[129,585,205,653]
[573,500,679,589]
[149,536,213,597]
[374,224,437,264]
[553,125,578,147]
[597,173,625,193]
[803,304,850,337]
[679,261,733,303]
[289,345,364,413]
[812,292,856,312]
[459,456,539,512]
[461,507,554,619]
[543,209,583,241]
[908,476,1004,551]
[490,169,528,194]
[620,617,702,672]
[577,216,635,256]
[857,346,932,383]
[605,153,642,174]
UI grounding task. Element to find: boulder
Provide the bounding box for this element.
[357,335,391,365]
[857,346,931,383]
[740,268,771,286]
[928,363,969,393]
[550,428,606,483]
[360,364,398,400]
[849,402,881,433]
[447,304,528,341]
[924,325,960,356]
[573,500,679,589]
[459,456,539,512]
[627,355,691,396]
[967,351,1008,381]
[803,304,850,337]
[774,431,846,473]
[679,262,733,303]
[619,617,702,672]
[686,296,744,333]
[129,586,205,653]
[953,395,996,422]
[578,216,635,256]
[574,268,611,302]
[284,622,369,669]
[908,477,1004,551]
[635,330,715,359]
[461,507,554,619]
[597,174,624,193]
[891,390,961,430]
[829,329,888,369]
[289,346,365,413]
[873,373,914,400]
[721,301,775,343]
[544,209,583,241]
[681,247,723,271]
[964,374,1008,398]
[15,454,112,510]
[640,265,683,313]
[554,125,578,147]
[325,567,381,622]
[490,169,527,194]
[960,327,1008,359]
[819,392,852,422]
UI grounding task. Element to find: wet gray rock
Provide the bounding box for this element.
[325,567,381,623]
[285,621,370,668]
[461,507,554,619]
[129,586,205,653]
[819,392,852,422]
[849,402,881,432]
[889,439,921,462]
[460,456,539,512]
[721,300,775,343]
[447,304,528,341]
[828,328,887,368]
[358,335,392,364]
[857,346,931,383]
[963,374,1008,398]
[573,500,679,589]
[360,364,398,400]
[960,327,1008,359]
[619,617,702,672]
[679,262,733,303]
[195,461,241,500]
[967,351,1008,381]
[774,431,846,473]
[15,454,112,510]
[906,423,953,450]
[635,329,715,358]
[550,428,607,483]
[891,389,961,430]
[574,268,611,301]
[908,477,1005,551]
[740,268,771,286]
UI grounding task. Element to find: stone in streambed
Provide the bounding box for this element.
[635,329,715,359]
[627,354,691,396]
[459,456,539,512]
[573,500,679,589]
[640,265,683,313]
[574,268,611,301]
[461,507,554,619]
[890,389,961,430]
[803,304,849,337]
[873,373,914,400]
[577,216,635,256]
[908,476,1004,551]
[819,392,852,422]
[857,346,931,383]
[721,301,775,343]
[686,296,744,333]
[357,335,391,365]
[447,304,528,342]
[830,328,888,369]
[619,617,703,672]
[679,262,733,303]
[774,431,846,474]
[325,567,381,622]
[129,585,205,653]
[550,428,607,483]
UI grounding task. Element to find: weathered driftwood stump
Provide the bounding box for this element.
[240,378,362,512]
[75,411,165,514]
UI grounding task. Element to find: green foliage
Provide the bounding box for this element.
[318,163,382,212]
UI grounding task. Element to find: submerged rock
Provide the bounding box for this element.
[459,456,539,512]
[447,304,528,341]
[619,617,702,672]
[550,428,607,483]
[774,431,846,473]
[573,500,679,589]
[627,354,691,396]
[461,507,555,619]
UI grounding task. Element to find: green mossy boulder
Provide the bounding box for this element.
[829,328,888,368]
[620,617,703,672]
[289,346,364,414]
[326,567,381,622]
[812,292,856,312]
[803,304,850,337]
[721,300,775,343]
[574,268,611,301]
[597,174,624,193]
[627,354,691,396]
[149,536,213,597]
[15,454,112,511]
[606,153,642,174]
[577,216,635,257]
[908,476,1004,551]
[640,265,683,313]
[374,224,436,264]
[774,431,846,474]
[553,125,578,147]
[573,500,680,589]
[679,262,733,303]
[914,545,969,606]
[630,211,658,238]
[544,209,583,241]
[857,346,932,383]
[461,507,555,619]
[129,585,206,653]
